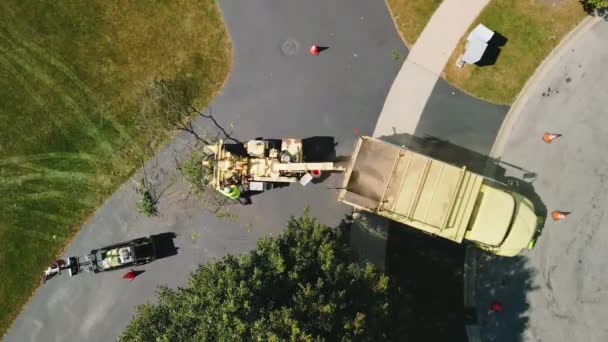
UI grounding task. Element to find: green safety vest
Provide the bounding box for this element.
[222,185,241,199]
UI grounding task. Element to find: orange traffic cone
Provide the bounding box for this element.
[490,301,503,313]
[543,133,561,143]
[551,211,569,221]
[309,44,319,56]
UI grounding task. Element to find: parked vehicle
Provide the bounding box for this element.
[66,237,156,276]
[338,137,539,257]
[204,138,345,193]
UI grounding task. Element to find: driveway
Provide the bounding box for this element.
[5,1,405,341]
[474,19,608,342]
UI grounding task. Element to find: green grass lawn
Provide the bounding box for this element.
[444,0,586,104]
[385,0,443,46]
[0,0,230,335]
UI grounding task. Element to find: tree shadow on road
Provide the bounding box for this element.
[474,252,538,342]
[386,222,468,342]
[351,134,545,341]
[349,213,467,341]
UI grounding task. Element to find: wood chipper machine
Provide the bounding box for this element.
[203,138,345,193]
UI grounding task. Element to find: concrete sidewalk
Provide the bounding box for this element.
[374,0,489,137]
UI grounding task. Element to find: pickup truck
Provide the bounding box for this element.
[338,137,538,257]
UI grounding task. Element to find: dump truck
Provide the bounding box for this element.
[338,137,538,257]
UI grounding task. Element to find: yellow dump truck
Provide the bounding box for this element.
[338,137,538,257]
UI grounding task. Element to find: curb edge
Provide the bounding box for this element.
[489,16,602,159]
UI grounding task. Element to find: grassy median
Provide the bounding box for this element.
[444,0,586,105]
[0,0,230,335]
[385,0,444,46]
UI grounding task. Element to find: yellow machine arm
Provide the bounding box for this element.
[204,138,345,190]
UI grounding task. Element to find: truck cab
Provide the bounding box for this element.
[465,185,537,256]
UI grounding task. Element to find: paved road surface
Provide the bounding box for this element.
[475,19,608,342]
[5,1,405,341]
[6,1,507,341]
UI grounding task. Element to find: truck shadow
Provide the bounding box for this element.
[150,232,179,260]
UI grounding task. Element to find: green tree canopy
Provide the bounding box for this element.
[120,214,409,341]
[584,0,608,10]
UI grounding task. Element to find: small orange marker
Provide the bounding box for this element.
[551,211,568,221]
[309,44,319,56]
[543,133,561,143]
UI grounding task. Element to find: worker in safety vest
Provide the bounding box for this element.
[222,185,241,200]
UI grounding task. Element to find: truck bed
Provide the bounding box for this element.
[339,137,483,243]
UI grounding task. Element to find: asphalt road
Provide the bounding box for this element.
[6,1,404,341]
[475,20,608,342]
[6,1,507,341]
[416,80,508,155]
